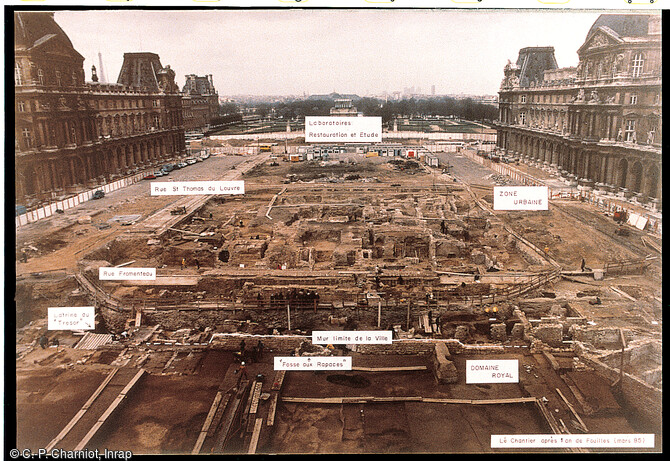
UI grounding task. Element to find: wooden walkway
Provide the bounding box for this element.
[281,396,537,405]
[46,367,145,451]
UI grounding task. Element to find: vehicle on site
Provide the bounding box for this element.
[15,205,27,216]
[92,190,105,199]
[201,152,211,159]
[163,164,175,172]
[176,162,188,169]
[186,158,197,165]
[170,206,187,215]
[143,173,156,180]
[613,210,627,224]
[154,170,165,177]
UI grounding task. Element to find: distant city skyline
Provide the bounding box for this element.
[51,9,610,97]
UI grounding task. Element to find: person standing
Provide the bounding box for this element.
[581,258,586,272]
[235,361,249,387]
[181,258,187,270]
[256,340,264,360]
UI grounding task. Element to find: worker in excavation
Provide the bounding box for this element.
[181,258,186,270]
[235,361,249,387]
[255,340,264,360]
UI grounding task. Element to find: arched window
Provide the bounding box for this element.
[37,68,44,85]
[15,62,22,85]
[631,53,644,78]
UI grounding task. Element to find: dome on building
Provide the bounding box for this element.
[586,14,652,40]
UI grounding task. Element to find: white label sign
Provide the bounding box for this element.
[99,267,157,280]
[305,116,381,143]
[312,331,392,344]
[491,434,655,448]
[274,356,352,371]
[466,360,519,383]
[151,181,245,196]
[48,306,95,330]
[493,186,548,210]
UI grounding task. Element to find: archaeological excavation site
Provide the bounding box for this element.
[14,150,662,455]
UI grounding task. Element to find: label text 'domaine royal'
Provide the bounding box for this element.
[466,360,519,383]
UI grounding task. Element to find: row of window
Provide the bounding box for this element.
[580,52,646,80]
[92,98,160,110]
[515,110,657,144]
[18,111,184,150]
[15,62,81,87]
[516,92,659,106]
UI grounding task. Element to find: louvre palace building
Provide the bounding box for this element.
[14,12,186,206]
[494,14,661,203]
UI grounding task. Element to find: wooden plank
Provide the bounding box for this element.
[542,351,560,371]
[422,398,473,404]
[563,380,594,416]
[470,398,537,405]
[282,396,344,404]
[352,366,427,372]
[281,396,536,405]
[213,383,248,453]
[45,369,119,451]
[249,382,263,415]
[162,351,179,373]
[245,382,263,433]
[135,309,142,327]
[74,369,145,450]
[208,393,232,437]
[610,286,637,302]
[370,396,422,402]
[271,370,286,391]
[266,394,279,426]
[191,391,224,455]
[556,388,588,433]
[535,399,562,435]
[247,418,264,454]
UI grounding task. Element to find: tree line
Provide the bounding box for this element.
[218,96,498,124]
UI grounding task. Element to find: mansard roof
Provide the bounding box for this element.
[14,11,83,60]
[586,14,652,41]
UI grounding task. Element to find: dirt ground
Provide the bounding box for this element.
[13,149,662,454]
[266,352,650,454]
[16,365,108,450]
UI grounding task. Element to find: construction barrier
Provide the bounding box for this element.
[15,172,151,229]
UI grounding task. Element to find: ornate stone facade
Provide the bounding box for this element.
[14,12,185,205]
[181,74,219,133]
[494,14,661,201]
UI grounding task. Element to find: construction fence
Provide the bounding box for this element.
[16,172,148,229]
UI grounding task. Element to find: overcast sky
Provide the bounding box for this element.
[52,9,608,97]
